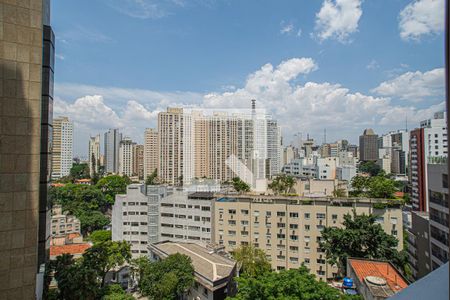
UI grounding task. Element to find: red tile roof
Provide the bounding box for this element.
[394,191,405,198]
[50,243,91,257]
[349,259,408,293]
[51,183,66,187]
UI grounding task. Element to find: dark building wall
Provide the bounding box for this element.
[359,133,378,162]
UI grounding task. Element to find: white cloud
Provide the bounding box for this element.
[371,68,445,102]
[57,58,444,156]
[314,0,362,43]
[399,0,445,41]
[280,22,294,35]
[366,59,379,70]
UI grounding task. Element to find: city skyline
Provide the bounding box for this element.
[50,0,445,156]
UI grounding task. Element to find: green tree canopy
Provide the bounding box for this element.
[228,266,362,300]
[96,175,131,205]
[103,284,135,300]
[232,244,272,277]
[358,161,381,176]
[350,175,397,199]
[135,254,195,300]
[145,169,158,185]
[232,177,251,193]
[268,174,296,195]
[70,163,90,180]
[321,211,403,276]
[50,242,132,299]
[88,229,112,244]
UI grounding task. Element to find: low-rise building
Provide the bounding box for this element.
[51,205,81,237]
[406,211,431,279]
[347,258,408,300]
[149,241,237,300]
[212,195,403,281]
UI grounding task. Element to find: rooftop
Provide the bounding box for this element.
[149,241,235,288]
[188,191,215,199]
[50,243,91,257]
[349,258,408,297]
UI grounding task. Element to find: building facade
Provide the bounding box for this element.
[51,205,81,237]
[132,144,144,179]
[143,128,158,180]
[104,128,122,174]
[88,134,100,177]
[51,116,73,179]
[359,128,379,162]
[118,137,135,177]
[409,112,447,211]
[212,195,402,281]
[427,163,449,270]
[0,0,54,297]
[406,211,431,279]
[112,185,170,257]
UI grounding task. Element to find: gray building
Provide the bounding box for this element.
[0,0,54,298]
[406,211,431,279]
[112,184,169,258]
[359,128,379,162]
[104,128,122,174]
[427,163,449,270]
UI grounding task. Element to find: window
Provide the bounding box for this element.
[290,235,298,240]
[277,211,286,217]
[201,206,210,211]
[241,209,249,215]
[332,214,338,220]
[228,230,236,236]
[277,234,286,239]
[316,213,325,219]
[194,216,200,221]
[228,240,236,246]
[290,224,298,229]
[289,212,299,218]
[304,213,310,219]
[443,174,448,189]
[304,225,310,231]
[229,209,236,214]
[241,220,249,226]
[277,223,286,228]
[228,220,236,225]
[289,246,299,251]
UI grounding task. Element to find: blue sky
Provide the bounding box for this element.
[51,0,446,156]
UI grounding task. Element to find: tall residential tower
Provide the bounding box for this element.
[51,116,73,179]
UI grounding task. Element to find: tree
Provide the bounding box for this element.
[228,266,362,300]
[70,163,90,180]
[145,169,158,185]
[321,211,403,277]
[333,188,347,197]
[358,161,381,176]
[83,241,132,287]
[50,242,132,299]
[232,244,271,277]
[88,229,112,244]
[103,284,135,300]
[367,175,396,198]
[136,254,195,300]
[268,174,296,195]
[350,175,369,196]
[231,177,251,193]
[78,210,110,235]
[96,175,131,205]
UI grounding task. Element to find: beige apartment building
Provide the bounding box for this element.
[51,116,73,179]
[51,205,81,237]
[212,195,403,281]
[132,144,144,179]
[158,108,185,184]
[143,128,158,179]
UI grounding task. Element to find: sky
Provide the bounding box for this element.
[51,0,446,157]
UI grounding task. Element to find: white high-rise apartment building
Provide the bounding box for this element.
[144,128,158,179]
[267,120,282,178]
[105,129,122,174]
[51,116,73,179]
[112,185,169,257]
[119,137,135,177]
[88,134,101,177]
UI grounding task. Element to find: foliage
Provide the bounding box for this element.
[49,242,132,299]
[232,177,251,193]
[232,244,271,277]
[350,175,397,199]
[96,175,131,205]
[268,174,295,195]
[103,284,135,300]
[228,266,362,300]
[135,254,195,300]
[333,188,347,198]
[88,230,112,244]
[49,184,111,235]
[321,211,404,277]
[71,163,90,180]
[367,176,396,198]
[358,161,381,176]
[83,241,132,287]
[145,169,158,185]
